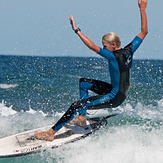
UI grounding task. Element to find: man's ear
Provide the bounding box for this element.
[112,42,116,48]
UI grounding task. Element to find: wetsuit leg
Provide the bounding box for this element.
[52,78,113,132]
[78,78,113,115]
[52,91,126,132]
[52,100,81,132]
[86,91,126,110]
[80,78,113,96]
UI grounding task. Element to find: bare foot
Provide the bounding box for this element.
[70,115,86,127]
[34,128,56,141]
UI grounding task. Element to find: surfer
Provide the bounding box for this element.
[34,0,148,141]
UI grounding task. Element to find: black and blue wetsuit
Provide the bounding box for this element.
[52,36,142,132]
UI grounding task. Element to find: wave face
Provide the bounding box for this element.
[0,55,162,162]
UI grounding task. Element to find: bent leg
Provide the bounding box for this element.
[79,78,113,115]
[86,91,126,110]
[80,78,112,98]
[51,91,113,133]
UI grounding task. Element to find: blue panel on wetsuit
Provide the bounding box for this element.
[98,47,120,93]
[131,36,143,53]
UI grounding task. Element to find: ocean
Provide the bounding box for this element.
[0,55,163,163]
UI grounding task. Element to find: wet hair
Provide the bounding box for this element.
[102,32,121,48]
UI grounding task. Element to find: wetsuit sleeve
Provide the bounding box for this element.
[97,47,113,60]
[131,36,143,54]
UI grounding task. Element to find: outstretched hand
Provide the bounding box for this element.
[68,15,77,31]
[137,0,148,40]
[138,0,148,10]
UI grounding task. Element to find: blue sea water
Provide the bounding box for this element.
[0,55,163,163]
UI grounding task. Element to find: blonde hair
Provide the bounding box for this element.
[102,32,121,48]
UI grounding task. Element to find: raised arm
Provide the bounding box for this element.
[137,0,148,40]
[68,15,100,53]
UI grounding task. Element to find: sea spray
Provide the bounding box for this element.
[0,56,162,163]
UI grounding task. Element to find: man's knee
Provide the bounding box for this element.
[79,78,93,90]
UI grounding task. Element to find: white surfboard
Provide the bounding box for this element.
[0,115,117,158]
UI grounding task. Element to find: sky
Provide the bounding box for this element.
[0,0,162,59]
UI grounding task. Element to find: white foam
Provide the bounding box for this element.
[158,98,163,109]
[55,111,65,118]
[26,107,37,114]
[0,99,163,162]
[0,101,55,137]
[0,101,17,116]
[0,84,19,89]
[45,124,163,163]
[26,108,48,117]
[135,101,163,122]
[0,100,48,117]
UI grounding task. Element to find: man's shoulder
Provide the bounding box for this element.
[98,48,115,60]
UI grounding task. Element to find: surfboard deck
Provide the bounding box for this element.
[0,116,110,158]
